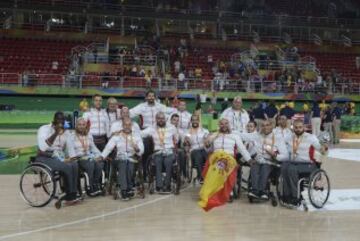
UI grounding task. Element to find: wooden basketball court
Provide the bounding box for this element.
[1,136,360,241]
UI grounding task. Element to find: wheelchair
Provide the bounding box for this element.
[147,151,181,195]
[246,164,280,206]
[77,158,107,198]
[19,157,106,209]
[274,163,330,211]
[108,159,146,200]
[230,154,255,201]
[178,147,193,186]
[20,156,70,209]
[186,148,209,186]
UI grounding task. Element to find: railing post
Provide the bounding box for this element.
[18,73,22,87]
[79,75,82,89]
[158,77,162,91]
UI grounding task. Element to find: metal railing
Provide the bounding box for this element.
[1,72,360,95]
[10,0,360,28]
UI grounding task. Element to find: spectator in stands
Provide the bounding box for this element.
[101,72,110,88]
[264,100,278,127]
[207,54,213,64]
[22,70,29,87]
[207,105,216,114]
[221,97,229,112]
[178,71,186,89]
[93,49,98,63]
[130,65,137,77]
[139,67,146,77]
[331,102,342,145]
[311,101,321,136]
[200,91,207,104]
[253,102,265,130]
[323,106,334,144]
[79,98,89,112]
[303,103,311,128]
[210,91,217,105]
[195,67,202,79]
[164,72,171,87]
[212,63,218,75]
[188,69,194,79]
[280,102,296,127]
[116,68,124,88]
[52,61,59,71]
[145,70,152,88]
[174,60,181,74]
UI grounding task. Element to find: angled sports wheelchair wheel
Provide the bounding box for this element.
[308,169,330,209]
[20,165,56,207]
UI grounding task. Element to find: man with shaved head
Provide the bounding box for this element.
[281,119,328,207]
[240,119,288,200]
[220,96,250,133]
[141,112,179,194]
[205,118,252,161]
[66,118,103,196]
[109,106,141,137]
[102,118,144,200]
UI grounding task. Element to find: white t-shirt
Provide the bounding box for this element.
[178,72,185,82]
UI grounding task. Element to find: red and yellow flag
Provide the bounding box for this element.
[198,151,238,212]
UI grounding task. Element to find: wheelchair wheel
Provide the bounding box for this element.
[20,165,56,207]
[271,198,278,207]
[276,175,285,205]
[308,169,330,209]
[173,162,181,195]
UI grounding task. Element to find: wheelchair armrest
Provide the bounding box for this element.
[29,156,37,163]
[315,162,322,169]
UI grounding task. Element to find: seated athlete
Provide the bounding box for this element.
[36,111,80,204]
[66,118,103,196]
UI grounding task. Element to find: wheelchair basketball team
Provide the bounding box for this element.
[26,90,330,209]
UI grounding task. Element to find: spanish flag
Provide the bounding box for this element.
[198,151,238,211]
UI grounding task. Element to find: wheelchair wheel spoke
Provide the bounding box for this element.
[20,165,54,207]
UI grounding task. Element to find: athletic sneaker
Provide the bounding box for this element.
[127,189,135,198]
[260,193,269,200]
[162,187,172,194]
[121,191,130,201]
[248,191,260,199]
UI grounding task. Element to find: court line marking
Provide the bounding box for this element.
[340,139,360,143]
[0,188,192,241]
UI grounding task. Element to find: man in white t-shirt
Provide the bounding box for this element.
[36,112,79,204]
[220,96,250,133]
[141,112,179,193]
[281,119,327,207]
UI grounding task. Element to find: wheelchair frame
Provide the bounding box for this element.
[233,161,331,211]
[19,157,106,209]
[19,158,66,208]
[107,159,146,200]
[147,151,181,195]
